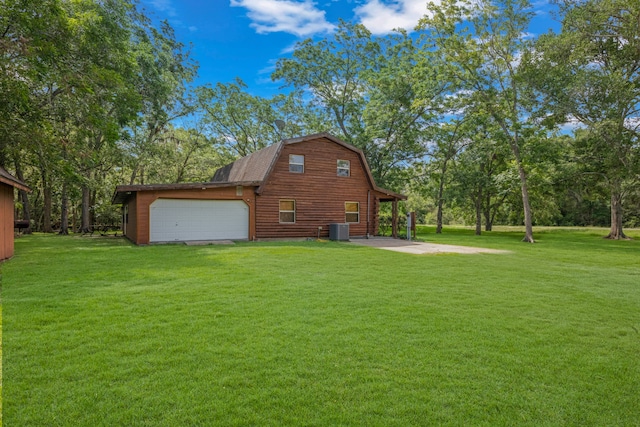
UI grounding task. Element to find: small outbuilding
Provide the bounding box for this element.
[113,133,406,244]
[1,166,30,261]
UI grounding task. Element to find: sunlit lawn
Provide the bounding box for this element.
[2,228,639,425]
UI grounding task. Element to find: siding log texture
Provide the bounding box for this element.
[256,138,377,239]
[123,193,137,243]
[113,133,404,244]
[0,183,15,260]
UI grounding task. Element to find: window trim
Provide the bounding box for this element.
[345,202,360,223]
[337,159,350,177]
[289,154,304,173]
[279,199,296,224]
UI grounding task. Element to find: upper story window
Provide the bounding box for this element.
[289,154,304,173]
[337,159,350,177]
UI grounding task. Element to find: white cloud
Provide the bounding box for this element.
[258,58,278,74]
[280,41,299,54]
[148,0,177,17]
[354,0,436,35]
[230,0,335,37]
[559,116,586,134]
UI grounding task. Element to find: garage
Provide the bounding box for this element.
[149,198,249,242]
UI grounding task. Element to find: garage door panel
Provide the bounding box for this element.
[150,199,248,242]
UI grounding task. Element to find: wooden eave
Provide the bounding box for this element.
[111,181,261,205]
[0,167,30,192]
[373,187,407,202]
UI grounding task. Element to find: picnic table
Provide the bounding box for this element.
[14,220,30,234]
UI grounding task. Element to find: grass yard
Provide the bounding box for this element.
[2,228,640,426]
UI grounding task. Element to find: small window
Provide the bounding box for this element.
[345,202,359,223]
[236,186,243,196]
[279,200,296,223]
[289,154,304,173]
[337,159,350,177]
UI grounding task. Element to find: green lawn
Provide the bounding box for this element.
[2,229,639,426]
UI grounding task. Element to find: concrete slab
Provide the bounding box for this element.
[349,238,510,255]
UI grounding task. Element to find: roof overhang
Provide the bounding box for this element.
[373,187,407,202]
[0,167,30,192]
[112,181,261,204]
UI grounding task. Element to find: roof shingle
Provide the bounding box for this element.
[212,142,281,183]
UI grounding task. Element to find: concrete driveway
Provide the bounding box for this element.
[349,237,510,255]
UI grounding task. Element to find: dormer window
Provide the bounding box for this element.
[337,159,350,177]
[289,154,304,173]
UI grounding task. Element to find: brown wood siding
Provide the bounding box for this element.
[132,186,256,245]
[124,193,137,243]
[256,138,375,238]
[0,183,15,260]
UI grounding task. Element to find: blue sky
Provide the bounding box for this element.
[139,0,560,97]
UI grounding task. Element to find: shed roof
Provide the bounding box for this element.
[0,166,30,192]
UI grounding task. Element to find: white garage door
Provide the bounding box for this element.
[149,199,248,242]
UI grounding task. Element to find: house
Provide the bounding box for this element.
[0,166,31,261]
[112,133,406,244]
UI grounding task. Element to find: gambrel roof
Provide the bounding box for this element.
[211,132,406,201]
[113,133,405,204]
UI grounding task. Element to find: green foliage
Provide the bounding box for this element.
[1,0,637,235]
[198,79,293,156]
[418,0,548,242]
[527,0,640,237]
[273,21,441,188]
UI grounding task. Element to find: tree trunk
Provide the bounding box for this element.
[510,140,534,243]
[475,189,482,236]
[436,178,445,234]
[14,159,32,234]
[129,165,138,185]
[605,187,627,239]
[436,159,449,234]
[81,185,91,232]
[517,161,535,243]
[59,181,69,235]
[484,193,492,232]
[42,180,53,233]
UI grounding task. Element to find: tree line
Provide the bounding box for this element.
[1,0,638,241]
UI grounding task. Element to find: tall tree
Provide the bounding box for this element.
[120,15,198,186]
[423,118,471,234]
[419,0,543,242]
[527,0,640,239]
[274,21,444,187]
[198,79,283,157]
[273,21,374,143]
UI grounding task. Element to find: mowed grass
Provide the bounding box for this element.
[2,229,639,426]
